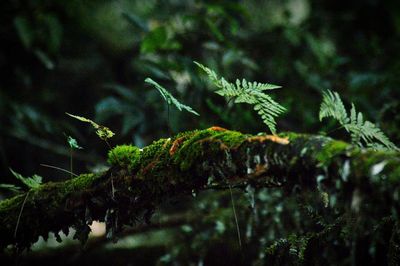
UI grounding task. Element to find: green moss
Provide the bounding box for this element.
[140,138,170,164]
[279,132,305,141]
[0,193,25,212]
[212,131,248,147]
[108,145,141,171]
[135,138,173,181]
[62,173,98,192]
[173,129,247,171]
[316,140,350,166]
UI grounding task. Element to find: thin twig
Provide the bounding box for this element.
[14,191,30,238]
[229,183,242,250]
[40,164,78,177]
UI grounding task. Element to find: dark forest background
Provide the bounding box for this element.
[0,0,400,265]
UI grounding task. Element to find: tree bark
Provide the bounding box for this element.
[1,128,399,250]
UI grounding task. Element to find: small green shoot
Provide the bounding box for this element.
[66,113,118,199]
[67,135,83,150]
[66,135,83,178]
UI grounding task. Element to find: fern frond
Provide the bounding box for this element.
[358,121,398,151]
[145,78,200,116]
[194,61,222,88]
[195,61,285,134]
[66,113,115,141]
[319,90,399,151]
[9,168,42,189]
[319,90,348,125]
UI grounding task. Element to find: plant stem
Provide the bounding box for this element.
[70,148,73,179]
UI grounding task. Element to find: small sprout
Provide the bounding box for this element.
[65,135,82,178]
[9,168,42,189]
[66,113,115,141]
[67,135,83,150]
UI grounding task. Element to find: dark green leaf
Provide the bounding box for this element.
[9,168,42,189]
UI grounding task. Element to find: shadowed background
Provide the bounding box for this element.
[0,0,399,265]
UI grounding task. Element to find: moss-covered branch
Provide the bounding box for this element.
[1,128,399,250]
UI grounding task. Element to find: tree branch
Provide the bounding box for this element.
[1,128,399,250]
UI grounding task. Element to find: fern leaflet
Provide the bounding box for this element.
[195,61,285,134]
[9,168,42,189]
[66,113,115,141]
[145,78,200,116]
[319,90,399,151]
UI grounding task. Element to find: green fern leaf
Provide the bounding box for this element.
[145,78,200,116]
[319,90,399,151]
[319,90,348,125]
[195,61,285,134]
[9,168,42,189]
[66,113,115,141]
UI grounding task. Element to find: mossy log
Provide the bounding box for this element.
[0,128,399,250]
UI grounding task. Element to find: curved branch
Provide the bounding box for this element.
[1,128,399,250]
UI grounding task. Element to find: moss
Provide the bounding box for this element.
[316,140,350,166]
[139,138,171,165]
[0,193,25,212]
[173,129,247,171]
[108,145,141,171]
[212,130,248,147]
[62,173,98,193]
[279,132,306,141]
[135,138,172,180]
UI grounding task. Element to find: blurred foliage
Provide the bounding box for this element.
[0,0,400,264]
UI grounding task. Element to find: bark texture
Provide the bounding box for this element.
[1,128,399,250]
